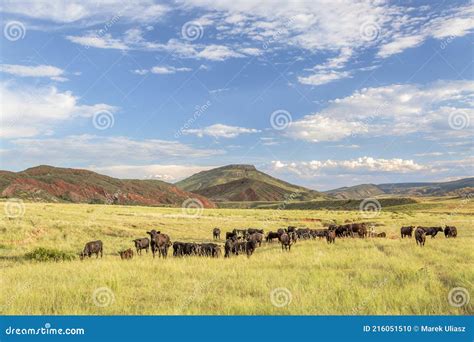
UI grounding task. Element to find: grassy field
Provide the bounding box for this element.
[0,197,472,315]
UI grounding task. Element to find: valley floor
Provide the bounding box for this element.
[0,198,472,315]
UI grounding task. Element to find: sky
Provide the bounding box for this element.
[0,0,473,190]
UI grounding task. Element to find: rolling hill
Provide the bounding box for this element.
[325,177,474,199]
[175,164,325,201]
[0,165,215,208]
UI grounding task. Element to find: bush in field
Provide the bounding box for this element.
[25,247,76,262]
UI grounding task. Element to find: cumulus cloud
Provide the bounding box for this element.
[0,82,117,138]
[89,164,216,181]
[183,124,261,138]
[284,80,474,142]
[2,135,224,169]
[0,64,66,81]
[271,157,426,176]
[133,65,192,75]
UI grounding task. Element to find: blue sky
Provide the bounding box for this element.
[0,0,472,190]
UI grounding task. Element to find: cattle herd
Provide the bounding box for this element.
[78,223,459,260]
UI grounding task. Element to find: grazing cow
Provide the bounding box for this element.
[279,233,293,251]
[419,226,443,238]
[311,229,328,239]
[296,228,311,239]
[199,243,221,258]
[80,240,103,260]
[400,226,414,238]
[266,231,279,242]
[233,240,257,257]
[326,230,336,244]
[146,230,172,258]
[247,232,263,247]
[133,238,149,255]
[224,236,237,258]
[444,225,457,238]
[119,248,133,260]
[225,231,237,240]
[415,228,426,247]
[213,228,221,240]
[377,232,386,238]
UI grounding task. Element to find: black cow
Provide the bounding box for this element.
[233,240,257,257]
[146,230,171,258]
[279,233,293,251]
[444,225,457,238]
[287,226,297,233]
[224,236,237,258]
[419,226,443,238]
[415,228,426,247]
[246,232,263,247]
[400,226,414,238]
[213,228,221,240]
[225,231,237,240]
[199,243,221,258]
[133,238,149,255]
[247,228,264,235]
[80,240,103,260]
[311,229,328,239]
[326,230,336,244]
[173,241,185,257]
[266,231,279,242]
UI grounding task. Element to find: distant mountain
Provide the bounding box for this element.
[175,164,325,202]
[325,184,385,199]
[0,165,215,207]
[325,177,474,199]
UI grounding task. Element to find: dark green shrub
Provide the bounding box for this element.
[25,247,76,262]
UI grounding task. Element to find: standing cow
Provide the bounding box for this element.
[326,230,336,244]
[444,225,457,238]
[133,238,150,255]
[212,228,221,240]
[400,226,414,238]
[146,230,171,258]
[279,233,293,251]
[415,228,426,247]
[80,240,103,260]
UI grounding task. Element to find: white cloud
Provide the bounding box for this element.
[1,0,169,24]
[3,135,224,167]
[285,80,474,142]
[0,64,66,81]
[89,164,216,181]
[183,124,260,138]
[150,65,192,74]
[66,33,130,50]
[0,82,117,138]
[298,70,351,86]
[271,157,426,176]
